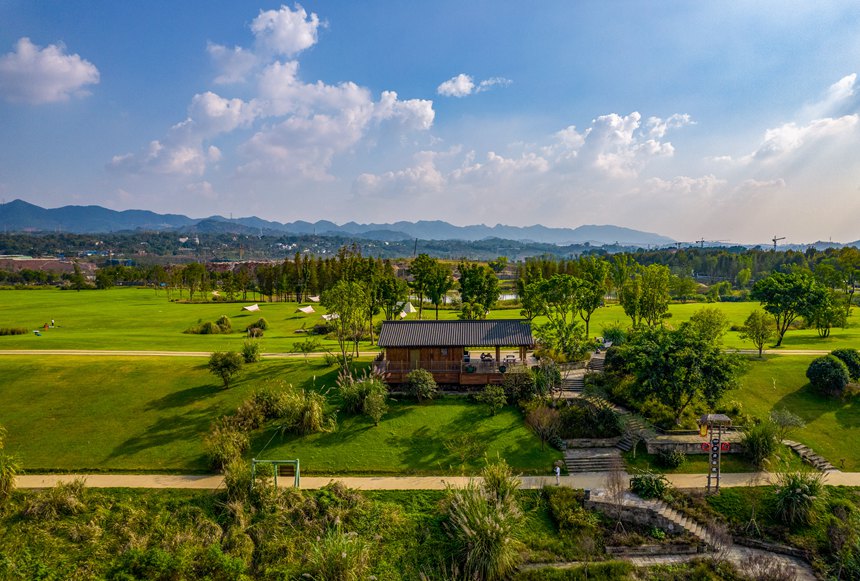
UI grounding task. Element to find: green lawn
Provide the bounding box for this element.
[623,441,806,474]
[255,396,561,475]
[0,354,558,474]
[733,355,860,470]
[0,356,341,471]
[2,288,860,353]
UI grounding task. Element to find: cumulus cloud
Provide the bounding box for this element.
[207,42,257,84]
[746,115,858,162]
[112,4,433,182]
[251,4,321,57]
[437,73,512,97]
[0,37,99,104]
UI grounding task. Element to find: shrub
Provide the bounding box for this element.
[251,386,293,419]
[0,452,19,503]
[502,367,537,402]
[241,339,261,363]
[475,384,507,416]
[533,360,562,395]
[444,480,522,580]
[601,322,627,346]
[0,327,27,336]
[208,351,244,388]
[303,524,370,581]
[204,417,250,470]
[769,408,805,441]
[232,399,265,431]
[406,368,438,402]
[337,369,388,414]
[558,399,622,439]
[525,401,560,450]
[223,457,252,503]
[200,321,221,334]
[245,317,269,332]
[293,390,329,435]
[656,448,687,469]
[629,469,669,499]
[742,421,780,469]
[363,390,388,426]
[806,355,850,396]
[481,456,521,504]
[831,348,860,381]
[23,478,87,519]
[247,327,264,338]
[215,315,232,333]
[772,471,825,528]
[602,346,627,375]
[545,487,599,534]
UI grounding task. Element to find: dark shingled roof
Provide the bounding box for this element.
[378,320,534,348]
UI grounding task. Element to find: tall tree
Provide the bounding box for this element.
[576,256,609,337]
[378,273,409,321]
[624,324,743,425]
[750,272,829,346]
[739,309,774,357]
[426,263,455,320]
[458,262,500,315]
[321,280,369,366]
[409,253,436,320]
[638,264,671,327]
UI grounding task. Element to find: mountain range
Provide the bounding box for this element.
[0,199,679,247]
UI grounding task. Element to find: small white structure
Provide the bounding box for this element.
[401,302,417,314]
[242,304,260,312]
[308,295,321,303]
[322,313,340,321]
[297,305,315,314]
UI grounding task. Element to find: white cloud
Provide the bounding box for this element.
[0,37,99,104]
[747,115,858,162]
[802,73,857,119]
[437,73,512,97]
[251,4,321,57]
[437,73,474,97]
[207,42,257,84]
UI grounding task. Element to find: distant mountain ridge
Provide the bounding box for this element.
[0,199,676,246]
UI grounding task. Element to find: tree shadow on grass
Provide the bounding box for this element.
[145,383,223,410]
[771,382,833,424]
[834,398,860,429]
[106,405,220,467]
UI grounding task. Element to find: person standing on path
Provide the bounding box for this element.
[554,464,561,485]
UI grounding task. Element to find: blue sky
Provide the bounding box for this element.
[1,1,860,243]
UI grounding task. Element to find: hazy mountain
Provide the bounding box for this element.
[0,199,675,246]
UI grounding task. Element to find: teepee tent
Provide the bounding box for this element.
[297,305,315,314]
[401,302,417,314]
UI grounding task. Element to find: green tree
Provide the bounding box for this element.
[458,262,500,315]
[806,355,850,396]
[576,256,609,337]
[426,263,455,320]
[619,277,643,328]
[735,267,752,289]
[208,351,244,388]
[639,264,671,326]
[670,275,697,303]
[377,273,409,320]
[751,272,830,346]
[475,384,507,416]
[488,256,508,273]
[624,324,743,425]
[688,306,729,343]
[517,279,545,321]
[533,274,588,362]
[363,391,388,426]
[739,309,774,357]
[406,368,438,402]
[804,290,847,338]
[322,279,369,365]
[409,253,437,320]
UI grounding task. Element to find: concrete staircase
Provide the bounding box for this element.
[564,447,624,473]
[559,376,585,394]
[586,353,606,372]
[783,440,839,472]
[639,496,718,549]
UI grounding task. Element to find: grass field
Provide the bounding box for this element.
[0,354,559,474]
[2,288,860,353]
[732,355,860,471]
[255,397,561,475]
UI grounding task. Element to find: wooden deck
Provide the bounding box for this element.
[373,359,526,386]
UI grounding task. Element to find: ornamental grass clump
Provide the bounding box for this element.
[772,471,825,528]
[24,478,88,519]
[303,523,371,581]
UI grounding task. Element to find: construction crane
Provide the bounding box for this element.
[697,238,729,248]
[772,236,786,251]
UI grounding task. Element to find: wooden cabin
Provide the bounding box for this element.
[374,320,534,386]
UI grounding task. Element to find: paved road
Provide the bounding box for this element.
[16,470,860,490]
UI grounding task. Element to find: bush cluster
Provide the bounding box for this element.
[558,399,621,439]
[629,469,670,500]
[831,348,860,381]
[656,448,686,469]
[405,368,438,402]
[185,315,232,335]
[806,355,850,396]
[0,327,28,336]
[245,317,269,332]
[742,421,780,468]
[544,487,599,535]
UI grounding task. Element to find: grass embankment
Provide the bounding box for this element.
[733,355,860,471]
[3,287,860,353]
[0,356,559,474]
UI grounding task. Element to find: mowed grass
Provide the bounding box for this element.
[255,397,562,476]
[0,287,345,353]
[0,354,558,474]
[733,355,860,470]
[0,356,340,472]
[1,288,860,352]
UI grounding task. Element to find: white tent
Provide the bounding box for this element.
[401,302,417,314]
[308,295,321,303]
[297,305,315,314]
[242,304,260,312]
[322,313,340,321]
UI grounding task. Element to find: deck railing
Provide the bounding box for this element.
[373,359,524,375]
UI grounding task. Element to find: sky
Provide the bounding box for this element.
[1,1,860,244]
